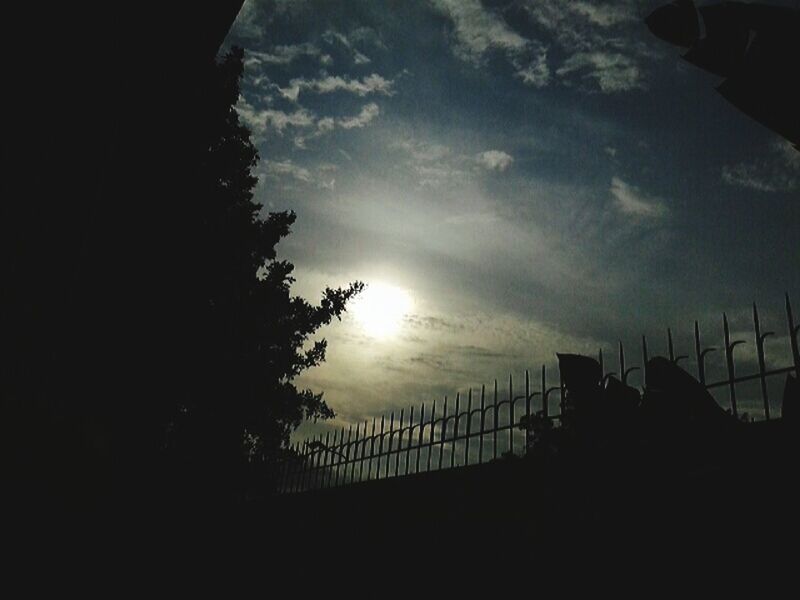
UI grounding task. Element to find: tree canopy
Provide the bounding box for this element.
[163,47,362,498]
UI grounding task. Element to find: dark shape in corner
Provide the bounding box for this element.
[646,0,800,149]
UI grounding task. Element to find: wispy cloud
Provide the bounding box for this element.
[264,159,312,182]
[721,140,799,193]
[610,177,667,218]
[281,73,395,101]
[556,51,643,93]
[432,0,551,88]
[476,150,514,172]
[244,44,331,67]
[338,103,381,129]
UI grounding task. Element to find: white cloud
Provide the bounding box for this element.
[283,73,394,100]
[263,108,316,133]
[245,43,325,66]
[610,177,667,218]
[522,1,649,93]
[338,103,380,129]
[432,0,550,88]
[721,140,799,193]
[477,150,514,172]
[570,1,636,27]
[433,0,527,60]
[556,51,643,93]
[265,159,312,183]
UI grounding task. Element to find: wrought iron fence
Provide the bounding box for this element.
[276,295,800,494]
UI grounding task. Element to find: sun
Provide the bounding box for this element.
[352,281,413,339]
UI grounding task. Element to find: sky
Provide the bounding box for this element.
[222,0,800,436]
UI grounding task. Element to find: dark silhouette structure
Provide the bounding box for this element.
[646,0,800,148]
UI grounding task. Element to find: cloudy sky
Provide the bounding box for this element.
[222,0,799,433]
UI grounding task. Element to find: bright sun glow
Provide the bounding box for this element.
[352,282,413,339]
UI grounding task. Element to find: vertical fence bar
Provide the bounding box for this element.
[508,373,514,455]
[333,426,347,487]
[478,385,486,464]
[694,321,706,386]
[465,388,473,466]
[308,438,318,490]
[642,335,649,387]
[416,403,426,474]
[338,426,351,487]
[310,435,321,491]
[439,396,448,470]
[349,423,360,484]
[385,412,394,479]
[723,313,740,419]
[405,407,414,476]
[753,303,772,421]
[598,349,604,378]
[427,400,436,472]
[541,365,547,418]
[394,409,404,477]
[787,294,800,378]
[618,341,625,385]
[493,380,498,460]
[358,422,367,483]
[324,431,335,489]
[449,393,458,468]
[325,432,334,489]
[667,328,675,362]
[376,415,385,480]
[367,418,377,480]
[292,442,302,494]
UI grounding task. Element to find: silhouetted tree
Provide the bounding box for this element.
[163,47,362,499]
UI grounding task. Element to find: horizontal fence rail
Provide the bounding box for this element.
[275,295,800,494]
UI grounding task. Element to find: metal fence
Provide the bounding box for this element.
[276,295,800,494]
